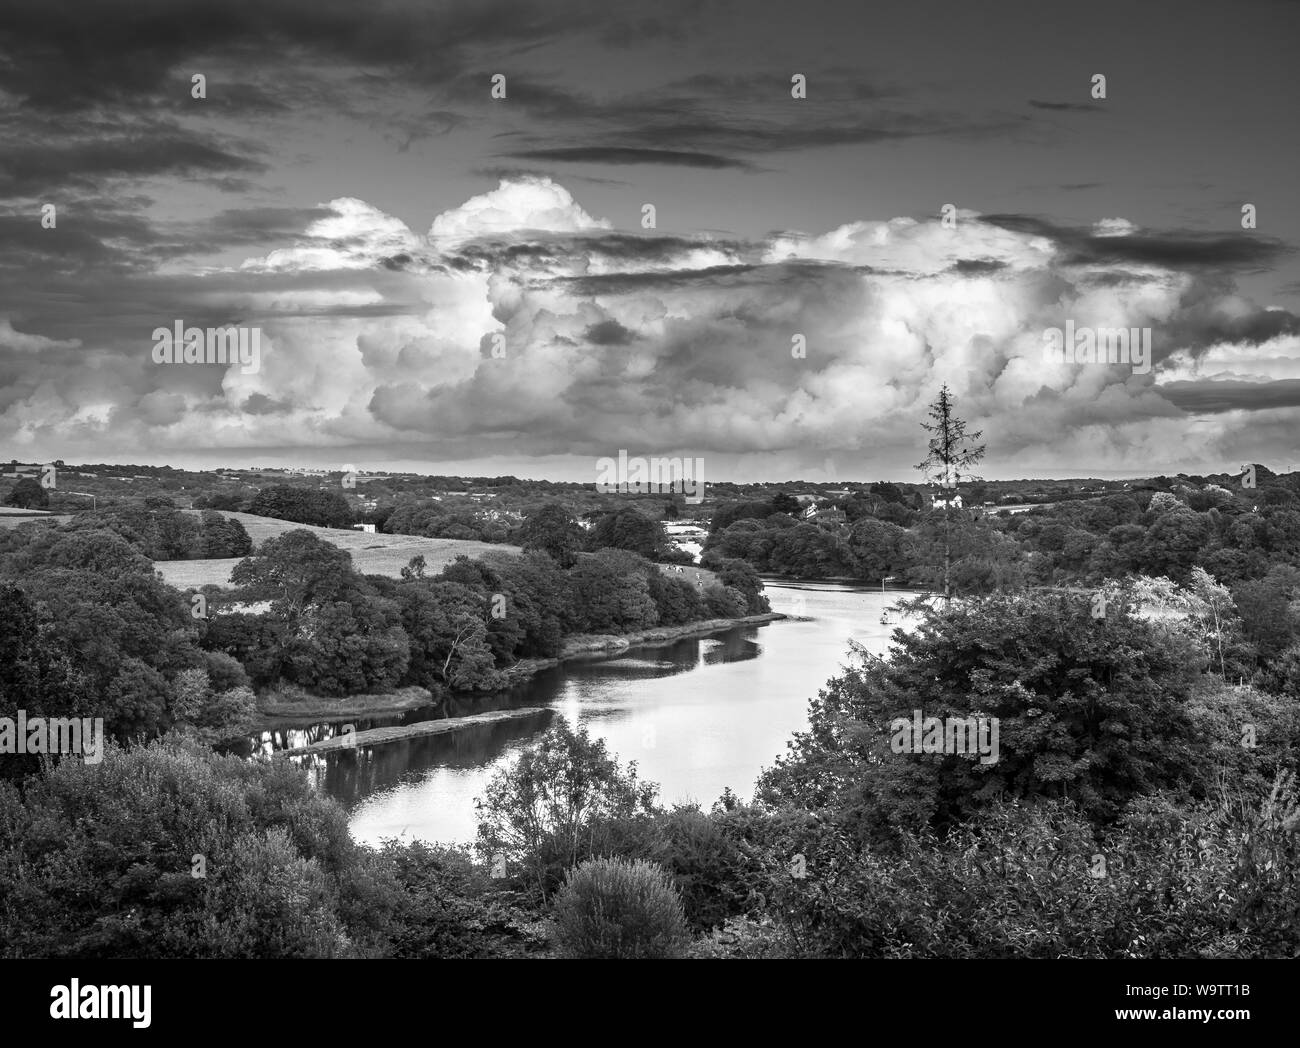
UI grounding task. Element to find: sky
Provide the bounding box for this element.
[1,0,1298,482]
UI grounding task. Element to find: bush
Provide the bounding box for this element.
[552,856,690,959]
[475,719,659,900]
[369,840,550,959]
[701,583,747,618]
[0,738,366,958]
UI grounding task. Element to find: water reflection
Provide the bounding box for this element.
[288,709,556,804]
[251,581,918,846]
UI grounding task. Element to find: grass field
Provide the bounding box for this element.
[0,508,67,526]
[1,506,721,592]
[152,512,521,589]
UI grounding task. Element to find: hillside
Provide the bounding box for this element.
[151,511,723,591]
[153,511,521,588]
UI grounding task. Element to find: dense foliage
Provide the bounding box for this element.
[3,461,1298,960]
[552,857,690,959]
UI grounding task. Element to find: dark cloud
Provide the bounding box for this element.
[979,214,1293,273]
[552,259,858,296]
[0,0,605,112]
[477,66,1001,163]
[0,125,267,196]
[471,165,631,187]
[1028,100,1105,113]
[503,147,754,169]
[583,319,635,345]
[1160,379,1300,415]
[0,204,339,278]
[443,231,748,272]
[950,258,1008,274]
[241,392,294,415]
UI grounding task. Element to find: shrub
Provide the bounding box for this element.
[0,738,364,958]
[475,719,659,900]
[701,583,747,618]
[552,856,690,959]
[369,840,550,959]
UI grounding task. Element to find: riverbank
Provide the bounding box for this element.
[458,611,787,690]
[343,580,885,845]
[258,684,436,720]
[256,612,788,720]
[276,707,549,755]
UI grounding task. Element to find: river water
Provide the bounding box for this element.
[252,580,918,846]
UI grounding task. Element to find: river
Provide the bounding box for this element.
[249,580,919,846]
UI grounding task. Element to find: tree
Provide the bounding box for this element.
[481,551,570,657]
[702,584,748,618]
[915,385,986,600]
[708,499,776,535]
[588,506,663,559]
[770,492,803,517]
[393,580,495,690]
[0,582,90,781]
[6,477,48,510]
[475,718,659,899]
[230,530,353,623]
[847,518,909,583]
[230,530,408,695]
[519,502,584,568]
[567,551,659,633]
[0,738,372,958]
[1234,567,1300,663]
[709,557,770,614]
[199,511,252,558]
[0,524,207,741]
[869,481,907,505]
[248,485,353,528]
[759,589,1204,833]
[1181,568,1249,681]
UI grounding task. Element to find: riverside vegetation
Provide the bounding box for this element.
[1,584,1297,958]
[2,434,1299,956]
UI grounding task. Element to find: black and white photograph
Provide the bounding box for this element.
[0,0,1296,1024]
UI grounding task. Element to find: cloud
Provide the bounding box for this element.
[502,147,755,170]
[428,177,611,241]
[0,316,82,354]
[243,198,425,272]
[0,123,267,196]
[0,0,606,111]
[1028,100,1105,113]
[4,178,1299,479]
[981,214,1292,273]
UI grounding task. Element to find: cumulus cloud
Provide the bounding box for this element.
[428,177,611,241]
[242,198,425,272]
[3,178,1298,479]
